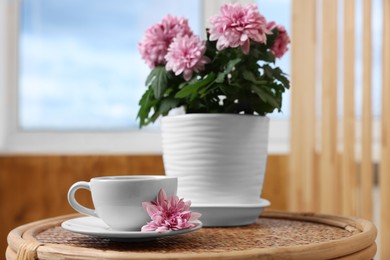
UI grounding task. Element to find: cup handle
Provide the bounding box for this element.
[67,181,98,217]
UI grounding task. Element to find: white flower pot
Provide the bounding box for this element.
[161,114,269,206]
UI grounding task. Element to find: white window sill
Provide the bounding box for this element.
[0,119,290,155]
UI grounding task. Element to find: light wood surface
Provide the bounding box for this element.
[380,0,390,259]
[342,0,357,217]
[320,0,340,214]
[289,0,383,257]
[289,0,317,212]
[6,212,377,260]
[361,0,373,221]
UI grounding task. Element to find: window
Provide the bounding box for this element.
[256,0,291,119]
[19,0,201,130]
[0,0,291,153]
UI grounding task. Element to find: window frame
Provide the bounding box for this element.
[0,0,290,154]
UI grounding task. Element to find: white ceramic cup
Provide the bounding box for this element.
[68,176,177,231]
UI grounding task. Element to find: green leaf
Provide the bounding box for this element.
[250,85,267,103]
[225,58,241,73]
[151,66,168,99]
[137,87,154,128]
[158,98,181,115]
[145,68,157,86]
[175,73,216,99]
[242,71,265,84]
[199,83,222,97]
[274,71,290,89]
[149,110,160,124]
[215,72,225,83]
[242,71,257,82]
[251,85,280,109]
[260,51,276,63]
[175,84,198,99]
[265,28,279,49]
[214,58,241,83]
[263,65,273,78]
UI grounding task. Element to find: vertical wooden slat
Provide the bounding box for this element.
[289,0,317,212]
[361,0,373,221]
[380,0,390,258]
[262,155,290,210]
[320,0,339,214]
[342,0,357,217]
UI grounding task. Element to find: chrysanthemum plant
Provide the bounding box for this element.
[137,3,290,127]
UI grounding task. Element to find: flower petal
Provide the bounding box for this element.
[241,39,250,54]
[165,35,209,81]
[138,15,193,69]
[157,189,167,205]
[142,202,161,217]
[142,189,203,232]
[208,3,269,49]
[190,212,202,221]
[156,226,169,233]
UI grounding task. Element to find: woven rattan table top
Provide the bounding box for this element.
[7,211,377,260]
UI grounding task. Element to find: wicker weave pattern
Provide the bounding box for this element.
[35,218,359,253]
[7,213,377,259]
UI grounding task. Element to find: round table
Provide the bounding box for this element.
[7,211,377,260]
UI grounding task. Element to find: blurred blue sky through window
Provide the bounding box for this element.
[19,0,201,130]
[256,0,291,119]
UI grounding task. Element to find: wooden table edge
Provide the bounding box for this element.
[7,212,377,260]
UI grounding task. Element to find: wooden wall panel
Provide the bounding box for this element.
[320,0,340,214]
[0,154,288,256]
[289,0,317,212]
[262,155,289,211]
[361,0,373,221]
[342,0,357,217]
[380,0,390,258]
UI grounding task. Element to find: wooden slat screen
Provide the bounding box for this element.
[290,0,387,258]
[342,0,357,217]
[380,0,390,259]
[320,0,339,214]
[361,0,373,221]
[289,0,317,212]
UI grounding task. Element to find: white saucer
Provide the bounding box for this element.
[190,198,270,227]
[61,217,202,242]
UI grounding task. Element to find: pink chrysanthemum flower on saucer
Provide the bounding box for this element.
[141,189,201,233]
[209,3,272,54]
[165,35,210,81]
[269,24,291,58]
[139,15,193,69]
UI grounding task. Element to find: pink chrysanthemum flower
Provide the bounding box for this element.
[138,15,193,69]
[209,3,272,54]
[165,35,210,81]
[141,189,201,233]
[269,24,291,58]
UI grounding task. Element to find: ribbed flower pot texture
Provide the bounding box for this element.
[161,114,269,206]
